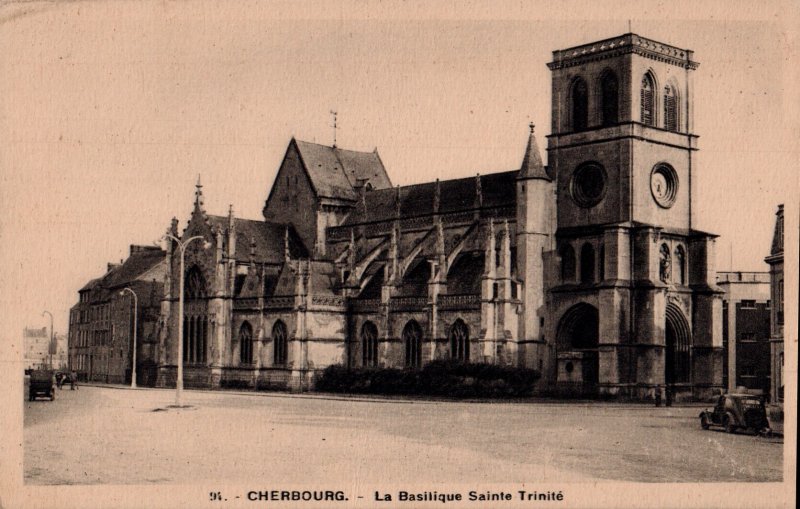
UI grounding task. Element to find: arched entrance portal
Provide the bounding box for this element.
[556,303,600,395]
[665,304,691,388]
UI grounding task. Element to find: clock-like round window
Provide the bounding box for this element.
[570,162,607,208]
[650,163,678,208]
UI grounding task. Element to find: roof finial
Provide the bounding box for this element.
[330,109,338,148]
[529,122,535,134]
[628,19,632,33]
[284,225,290,261]
[193,174,205,212]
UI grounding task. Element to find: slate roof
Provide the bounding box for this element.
[206,216,308,263]
[294,140,392,201]
[101,248,165,289]
[342,170,518,226]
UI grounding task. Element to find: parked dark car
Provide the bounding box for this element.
[29,370,56,401]
[700,393,770,435]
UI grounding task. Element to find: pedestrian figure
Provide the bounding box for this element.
[654,387,662,407]
[57,373,64,390]
[70,370,78,390]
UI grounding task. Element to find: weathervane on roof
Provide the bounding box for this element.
[330,110,338,148]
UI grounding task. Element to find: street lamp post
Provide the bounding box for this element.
[163,233,207,407]
[120,287,138,388]
[41,310,53,370]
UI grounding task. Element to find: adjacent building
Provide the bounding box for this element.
[717,272,771,394]
[765,204,784,403]
[152,33,723,400]
[69,245,166,385]
[23,327,53,370]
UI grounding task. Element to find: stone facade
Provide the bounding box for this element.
[765,204,784,403]
[152,33,722,399]
[68,245,165,384]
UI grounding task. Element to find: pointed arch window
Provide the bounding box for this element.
[361,321,379,367]
[560,244,576,282]
[641,74,656,126]
[571,77,589,132]
[674,245,686,285]
[450,319,470,362]
[664,85,678,131]
[600,71,619,126]
[598,243,606,281]
[184,266,207,300]
[402,320,422,368]
[272,320,288,366]
[183,314,207,364]
[580,243,595,283]
[239,322,253,365]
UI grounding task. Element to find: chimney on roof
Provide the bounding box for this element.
[107,262,121,273]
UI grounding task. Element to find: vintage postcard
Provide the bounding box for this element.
[0,1,796,508]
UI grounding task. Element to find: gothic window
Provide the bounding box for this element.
[664,84,678,131]
[659,244,672,283]
[598,244,606,281]
[580,243,595,283]
[571,77,589,131]
[449,319,470,362]
[239,322,253,365]
[600,71,619,126]
[402,320,422,368]
[183,314,207,364]
[560,244,576,282]
[641,73,656,126]
[272,320,288,366]
[184,266,207,300]
[674,245,686,285]
[361,321,378,367]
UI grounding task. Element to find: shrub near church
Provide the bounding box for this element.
[315,360,540,398]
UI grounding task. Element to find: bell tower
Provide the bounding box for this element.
[545,34,722,400]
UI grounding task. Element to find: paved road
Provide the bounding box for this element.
[24,386,783,485]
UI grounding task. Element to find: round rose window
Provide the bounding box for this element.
[570,162,607,208]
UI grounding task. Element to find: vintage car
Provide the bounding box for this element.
[700,393,770,435]
[28,370,56,401]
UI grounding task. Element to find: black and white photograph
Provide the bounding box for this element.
[1,1,796,508]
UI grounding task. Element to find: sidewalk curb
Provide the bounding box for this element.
[78,383,711,408]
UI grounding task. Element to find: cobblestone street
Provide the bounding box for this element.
[24,386,783,485]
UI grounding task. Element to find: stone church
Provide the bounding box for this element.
[155,33,723,399]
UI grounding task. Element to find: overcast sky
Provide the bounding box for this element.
[1,1,797,335]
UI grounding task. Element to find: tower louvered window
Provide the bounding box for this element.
[664,85,678,131]
[641,75,655,126]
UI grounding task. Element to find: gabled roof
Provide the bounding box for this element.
[206,216,308,264]
[770,204,784,257]
[341,170,518,226]
[294,139,392,201]
[101,248,166,289]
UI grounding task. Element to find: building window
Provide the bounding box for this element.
[183,315,207,364]
[449,319,470,362]
[600,70,619,126]
[361,321,379,368]
[598,244,605,281]
[571,77,589,131]
[641,73,656,126]
[664,84,678,131]
[402,320,422,368]
[560,244,576,282]
[272,320,288,366]
[674,245,686,285]
[239,322,253,365]
[580,243,595,283]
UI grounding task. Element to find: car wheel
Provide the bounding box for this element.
[724,415,736,434]
[700,415,710,430]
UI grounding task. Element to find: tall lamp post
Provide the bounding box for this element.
[163,233,208,407]
[120,287,138,388]
[41,310,53,370]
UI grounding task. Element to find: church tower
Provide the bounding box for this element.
[545,34,722,400]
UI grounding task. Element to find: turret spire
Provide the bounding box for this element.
[519,122,549,180]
